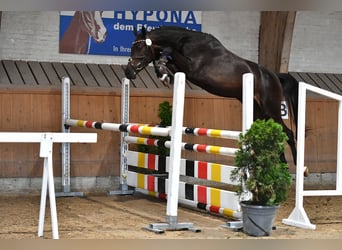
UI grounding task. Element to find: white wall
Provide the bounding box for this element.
[289,11,342,73]
[0,11,259,65]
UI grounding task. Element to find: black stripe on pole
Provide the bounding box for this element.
[119,124,129,132]
[158,178,166,194]
[185,160,195,177]
[197,202,207,210]
[184,127,195,135]
[158,155,166,173]
[184,143,195,151]
[185,183,194,200]
[94,122,102,129]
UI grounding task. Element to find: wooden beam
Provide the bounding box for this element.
[258,11,296,73]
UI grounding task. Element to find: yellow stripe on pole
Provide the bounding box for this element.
[137,152,145,168]
[211,163,221,182]
[76,120,84,127]
[222,208,235,217]
[209,146,221,154]
[209,129,222,138]
[210,188,221,207]
[137,173,145,189]
[141,126,152,135]
[137,137,146,145]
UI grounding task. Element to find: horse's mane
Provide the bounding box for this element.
[148,26,219,49]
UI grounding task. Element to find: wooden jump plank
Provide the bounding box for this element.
[297,72,316,86]
[52,62,69,85]
[187,81,202,90]
[111,65,143,88]
[41,62,60,85]
[317,73,341,94]
[87,64,111,88]
[28,61,50,86]
[63,63,85,86]
[289,72,301,82]
[115,64,146,88]
[15,61,36,85]
[75,63,98,87]
[334,74,342,82]
[144,66,170,89]
[306,73,330,91]
[2,60,24,85]
[98,64,121,87]
[0,61,11,84]
[136,68,157,89]
[324,73,342,94]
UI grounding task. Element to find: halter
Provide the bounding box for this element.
[129,38,155,63]
[132,38,152,47]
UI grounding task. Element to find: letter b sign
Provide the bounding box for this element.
[281,101,288,119]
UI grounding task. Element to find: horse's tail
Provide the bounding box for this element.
[277,73,299,137]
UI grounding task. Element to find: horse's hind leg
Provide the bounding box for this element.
[254,101,297,166]
[280,121,297,165]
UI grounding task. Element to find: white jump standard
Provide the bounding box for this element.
[282,82,342,230]
[0,132,97,239]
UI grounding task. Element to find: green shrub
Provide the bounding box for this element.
[230,119,292,206]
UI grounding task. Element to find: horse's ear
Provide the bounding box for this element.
[141,26,146,37]
[133,27,138,37]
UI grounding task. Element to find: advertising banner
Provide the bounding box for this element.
[59,11,202,56]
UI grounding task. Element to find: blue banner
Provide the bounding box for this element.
[59,11,202,56]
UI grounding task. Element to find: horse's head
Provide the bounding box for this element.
[125,27,157,79]
[79,11,107,43]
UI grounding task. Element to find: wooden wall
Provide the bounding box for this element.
[0,87,339,178]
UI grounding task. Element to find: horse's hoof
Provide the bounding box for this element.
[303,166,309,177]
[160,74,170,86]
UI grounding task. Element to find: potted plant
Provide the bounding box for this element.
[230,118,292,236]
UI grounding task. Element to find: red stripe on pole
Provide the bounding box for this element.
[148,154,156,170]
[197,128,208,136]
[209,205,220,214]
[197,186,207,204]
[130,125,140,133]
[146,138,156,145]
[198,161,208,179]
[159,193,167,200]
[85,121,93,128]
[197,144,207,152]
[147,175,155,191]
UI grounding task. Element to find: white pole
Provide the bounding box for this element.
[120,78,130,191]
[39,133,59,239]
[61,77,71,193]
[282,82,315,229]
[38,157,48,237]
[166,72,186,225]
[242,73,254,132]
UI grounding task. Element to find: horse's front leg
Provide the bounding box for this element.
[154,47,173,86]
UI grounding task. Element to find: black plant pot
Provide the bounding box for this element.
[241,202,279,237]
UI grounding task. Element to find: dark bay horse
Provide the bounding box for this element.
[124,26,299,168]
[60,11,107,54]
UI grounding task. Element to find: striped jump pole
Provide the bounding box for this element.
[124,135,238,157]
[64,120,242,140]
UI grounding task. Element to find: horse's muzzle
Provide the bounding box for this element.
[124,63,137,79]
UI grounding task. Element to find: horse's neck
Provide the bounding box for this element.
[60,14,89,54]
[152,31,182,49]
